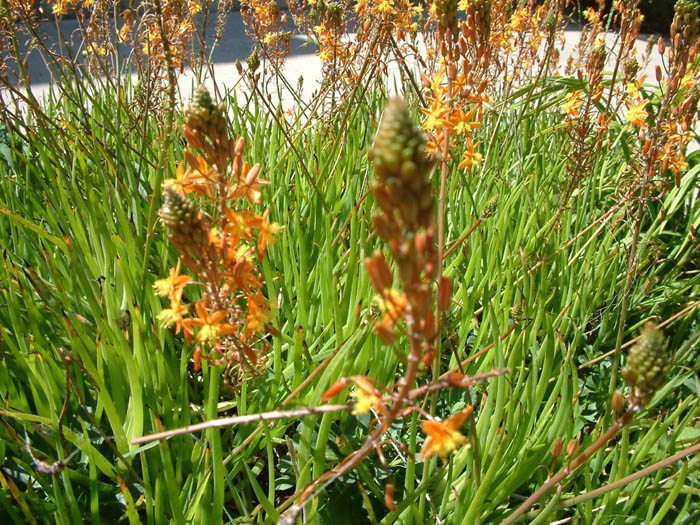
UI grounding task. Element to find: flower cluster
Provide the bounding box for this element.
[240,0,291,72]
[155,86,279,383]
[137,0,202,74]
[324,99,470,464]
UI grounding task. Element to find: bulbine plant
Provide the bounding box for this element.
[139,94,508,519]
[2,0,700,523]
[156,86,278,385]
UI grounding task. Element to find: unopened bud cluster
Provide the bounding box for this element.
[669,0,700,71]
[370,98,435,232]
[159,186,204,243]
[545,10,557,36]
[622,322,670,405]
[433,0,459,39]
[463,0,492,45]
[672,0,699,45]
[246,49,261,72]
[185,86,227,140]
[321,1,343,29]
[367,98,443,351]
[623,58,639,83]
[482,194,498,218]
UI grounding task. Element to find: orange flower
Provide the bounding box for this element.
[248,209,282,256]
[350,377,385,415]
[165,157,210,197]
[562,90,584,119]
[243,292,273,340]
[223,207,253,246]
[228,162,269,204]
[457,137,483,170]
[420,410,470,459]
[188,301,237,343]
[153,261,193,303]
[381,289,408,322]
[625,99,649,130]
[451,106,480,136]
[157,300,193,343]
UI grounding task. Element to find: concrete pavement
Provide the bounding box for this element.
[0,11,668,109]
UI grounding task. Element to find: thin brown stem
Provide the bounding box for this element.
[132,404,352,445]
[502,408,637,525]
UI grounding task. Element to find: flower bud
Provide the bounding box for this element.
[482,194,499,217]
[621,322,669,398]
[246,49,260,72]
[185,86,227,139]
[552,437,563,459]
[437,276,452,311]
[159,186,201,239]
[366,252,393,293]
[370,98,435,231]
[612,390,627,416]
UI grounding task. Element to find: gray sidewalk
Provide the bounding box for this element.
[1,11,668,108]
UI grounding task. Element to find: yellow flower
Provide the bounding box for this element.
[562,90,584,119]
[421,409,470,459]
[157,302,188,329]
[50,0,69,16]
[380,289,408,322]
[349,377,385,415]
[625,81,641,99]
[625,99,649,130]
[680,72,695,90]
[457,137,483,170]
[375,0,396,16]
[188,301,237,343]
[153,261,193,303]
[243,291,274,341]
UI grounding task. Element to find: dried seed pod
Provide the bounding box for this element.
[384,482,396,511]
[621,322,670,396]
[437,276,452,311]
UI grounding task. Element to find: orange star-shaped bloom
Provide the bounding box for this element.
[187,301,237,343]
[228,162,269,204]
[625,99,649,130]
[223,207,253,246]
[248,209,282,257]
[153,260,193,303]
[165,155,211,197]
[451,106,480,136]
[157,300,193,343]
[243,291,273,340]
[421,409,470,459]
[562,90,584,119]
[457,136,483,170]
[350,376,386,415]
